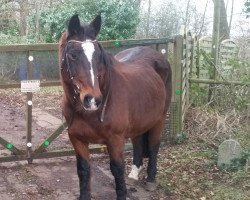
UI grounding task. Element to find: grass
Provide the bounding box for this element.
[156,131,249,200]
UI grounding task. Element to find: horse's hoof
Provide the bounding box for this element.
[126,177,137,186]
[145,182,157,191]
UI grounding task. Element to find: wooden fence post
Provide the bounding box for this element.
[26,51,33,164]
[170,35,183,142]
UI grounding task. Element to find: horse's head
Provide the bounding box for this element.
[59,15,111,113]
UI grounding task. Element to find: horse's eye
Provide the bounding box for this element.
[69,52,78,60]
[97,75,102,80]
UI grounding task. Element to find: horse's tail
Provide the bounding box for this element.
[153,59,172,113]
[164,60,172,113]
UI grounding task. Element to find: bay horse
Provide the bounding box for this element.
[59,14,172,200]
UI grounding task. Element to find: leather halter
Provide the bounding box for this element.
[61,39,110,123]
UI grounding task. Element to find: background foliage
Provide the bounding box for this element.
[245,0,250,17]
[0,0,140,43]
[28,0,140,42]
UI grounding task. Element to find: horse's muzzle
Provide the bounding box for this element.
[83,95,102,111]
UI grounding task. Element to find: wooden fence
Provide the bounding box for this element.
[0,37,187,163]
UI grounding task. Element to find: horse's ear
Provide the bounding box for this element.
[90,15,101,37]
[68,14,81,36]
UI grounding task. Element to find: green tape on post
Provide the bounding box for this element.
[7,143,13,149]
[44,140,50,147]
[114,41,121,47]
[175,89,181,95]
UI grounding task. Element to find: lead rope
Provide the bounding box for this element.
[100,89,110,122]
[99,53,112,123]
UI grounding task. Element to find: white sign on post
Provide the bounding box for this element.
[21,80,40,93]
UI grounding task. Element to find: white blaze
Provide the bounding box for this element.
[128,165,143,181]
[81,41,95,86]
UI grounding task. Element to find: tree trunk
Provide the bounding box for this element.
[208,0,221,103]
[184,0,191,32]
[145,0,151,38]
[198,0,209,37]
[19,0,29,36]
[35,0,41,42]
[213,0,230,40]
[228,0,234,35]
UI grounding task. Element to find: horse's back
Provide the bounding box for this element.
[115,46,172,112]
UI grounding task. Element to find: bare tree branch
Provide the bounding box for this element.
[198,0,208,37]
[228,0,234,35]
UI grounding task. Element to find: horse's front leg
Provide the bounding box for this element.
[107,137,127,200]
[69,135,91,200]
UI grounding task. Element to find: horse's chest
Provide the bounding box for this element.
[69,119,106,144]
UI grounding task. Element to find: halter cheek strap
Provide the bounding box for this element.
[100,89,110,122]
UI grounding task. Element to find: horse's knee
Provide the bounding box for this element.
[110,160,127,199]
[77,156,91,199]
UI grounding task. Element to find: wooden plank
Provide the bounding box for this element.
[0,38,173,53]
[0,81,61,89]
[34,122,67,153]
[26,51,33,164]
[0,143,133,163]
[189,78,250,86]
[171,35,183,139]
[40,81,61,87]
[101,38,173,48]
[0,154,27,163]
[0,137,24,155]
[0,43,58,52]
[0,83,20,89]
[32,143,133,160]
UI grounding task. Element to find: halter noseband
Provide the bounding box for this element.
[61,39,110,123]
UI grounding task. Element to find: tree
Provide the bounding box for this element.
[136,2,183,38]
[184,3,210,36]
[29,0,140,42]
[136,0,210,39]
[244,0,250,18]
[212,0,230,40]
[0,0,23,35]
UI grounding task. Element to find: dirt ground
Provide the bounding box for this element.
[0,89,169,200]
[0,155,162,200]
[2,88,248,200]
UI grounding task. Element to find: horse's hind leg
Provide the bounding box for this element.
[145,119,165,191]
[128,136,144,180]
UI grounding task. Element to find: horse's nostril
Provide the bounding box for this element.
[83,95,102,110]
[83,95,92,107]
[95,96,103,107]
